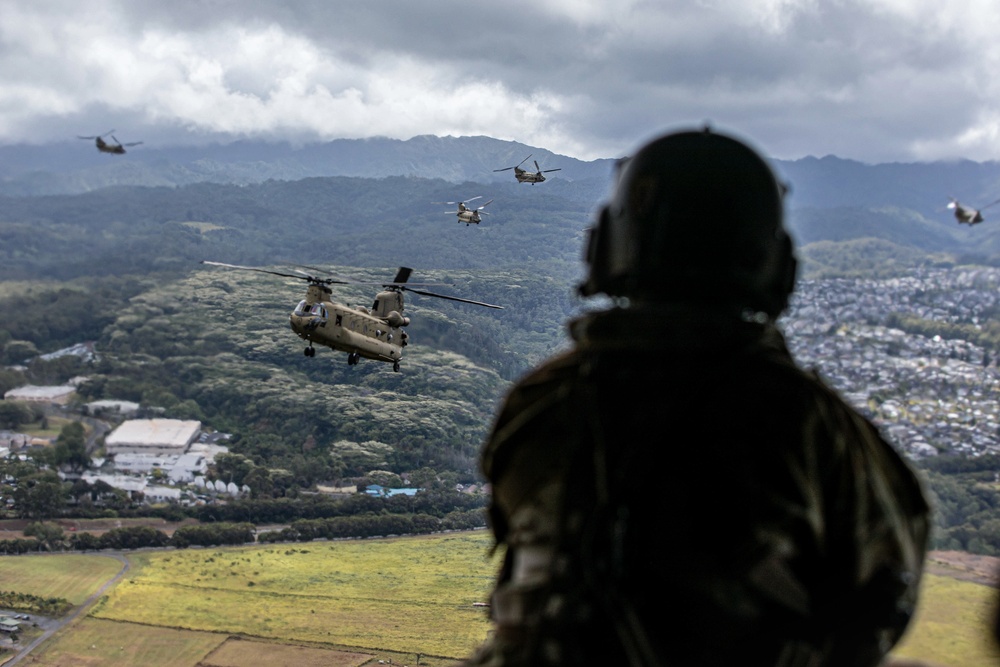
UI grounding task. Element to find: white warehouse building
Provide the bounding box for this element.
[105,419,201,456]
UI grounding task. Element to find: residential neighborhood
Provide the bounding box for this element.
[784,266,1000,460]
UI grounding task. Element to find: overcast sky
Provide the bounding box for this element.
[3,0,999,164]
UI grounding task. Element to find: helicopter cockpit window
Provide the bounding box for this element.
[294,302,327,319]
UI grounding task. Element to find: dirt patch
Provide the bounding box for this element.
[925,550,1000,587]
[199,638,373,667]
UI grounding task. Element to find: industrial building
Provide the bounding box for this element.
[104,418,201,456]
[3,384,76,404]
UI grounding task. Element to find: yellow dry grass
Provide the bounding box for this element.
[0,554,124,604]
[91,532,498,659]
[18,532,996,666]
[891,573,1000,667]
[26,617,227,667]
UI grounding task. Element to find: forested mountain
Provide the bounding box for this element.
[6,134,1000,270]
[0,135,617,196]
[0,175,604,282]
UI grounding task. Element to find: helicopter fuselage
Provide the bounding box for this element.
[95,137,127,154]
[289,284,409,368]
[514,168,545,183]
[457,211,482,225]
[954,205,984,225]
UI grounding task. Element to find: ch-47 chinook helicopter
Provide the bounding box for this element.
[443,196,493,225]
[948,196,1000,225]
[201,261,502,372]
[494,154,561,184]
[77,130,143,154]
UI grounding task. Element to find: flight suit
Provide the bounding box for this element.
[463,303,930,667]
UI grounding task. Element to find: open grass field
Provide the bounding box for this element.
[892,573,1000,667]
[24,617,228,667]
[91,531,499,659]
[23,618,439,667]
[20,415,75,439]
[6,535,1000,666]
[0,553,124,605]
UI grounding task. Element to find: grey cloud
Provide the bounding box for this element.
[3,1,1000,163]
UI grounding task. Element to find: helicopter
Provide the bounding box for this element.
[443,196,493,225]
[77,130,143,154]
[494,154,561,184]
[948,197,1000,225]
[201,261,502,372]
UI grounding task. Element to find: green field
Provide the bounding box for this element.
[892,573,1000,666]
[0,553,125,605]
[91,532,499,659]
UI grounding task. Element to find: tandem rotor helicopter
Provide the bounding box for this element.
[77,130,143,154]
[948,196,1000,225]
[494,154,561,184]
[201,261,502,372]
[442,197,493,225]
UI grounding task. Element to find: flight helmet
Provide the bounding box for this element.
[579,127,797,318]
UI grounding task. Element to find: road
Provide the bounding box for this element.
[3,552,129,666]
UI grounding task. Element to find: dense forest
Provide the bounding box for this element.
[0,265,576,485]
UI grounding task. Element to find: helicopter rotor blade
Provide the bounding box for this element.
[516,155,532,169]
[980,197,1000,211]
[493,166,514,172]
[290,264,358,285]
[438,197,482,206]
[202,261,358,287]
[201,260,313,281]
[477,199,494,210]
[402,286,503,309]
[391,267,412,284]
[542,168,562,173]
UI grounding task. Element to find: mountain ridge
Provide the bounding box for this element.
[5,133,1000,283]
[9,133,1000,210]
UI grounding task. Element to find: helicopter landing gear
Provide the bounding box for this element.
[347,352,360,366]
[304,346,315,357]
[393,361,401,372]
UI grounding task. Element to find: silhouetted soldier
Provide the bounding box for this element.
[463,128,931,666]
